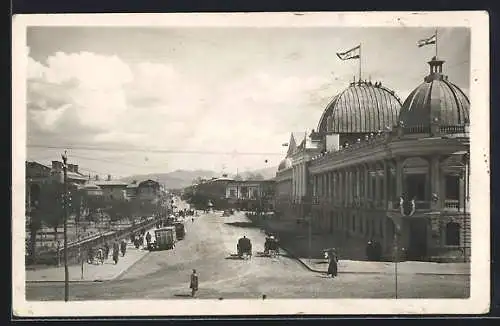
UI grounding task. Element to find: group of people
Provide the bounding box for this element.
[131,229,153,250]
[86,239,128,265]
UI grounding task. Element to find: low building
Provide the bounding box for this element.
[226,180,276,211]
[95,176,128,201]
[136,179,161,202]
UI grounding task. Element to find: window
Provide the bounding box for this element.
[229,190,236,198]
[445,175,460,200]
[445,222,460,246]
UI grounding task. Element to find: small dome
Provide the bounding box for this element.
[399,58,469,131]
[278,158,292,171]
[317,81,402,134]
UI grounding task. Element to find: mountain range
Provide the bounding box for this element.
[120,166,277,190]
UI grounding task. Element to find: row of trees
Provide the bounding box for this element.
[27,182,164,260]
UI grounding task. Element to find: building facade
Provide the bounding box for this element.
[95,179,128,201]
[225,180,275,211]
[276,57,470,262]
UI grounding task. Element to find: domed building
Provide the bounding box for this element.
[275,56,470,262]
[315,80,402,150]
[398,57,470,134]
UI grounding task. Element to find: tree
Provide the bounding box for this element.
[104,200,130,222]
[36,182,65,242]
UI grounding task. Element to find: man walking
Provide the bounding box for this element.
[190,269,199,297]
[112,241,119,265]
[146,231,152,249]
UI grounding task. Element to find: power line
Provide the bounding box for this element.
[27,144,285,156]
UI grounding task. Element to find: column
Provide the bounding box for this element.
[430,155,441,209]
[383,160,388,209]
[364,164,370,204]
[340,171,343,206]
[375,163,381,206]
[396,158,403,199]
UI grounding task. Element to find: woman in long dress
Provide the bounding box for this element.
[327,250,338,278]
[190,269,199,297]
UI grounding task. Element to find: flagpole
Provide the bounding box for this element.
[358,43,362,82]
[435,28,438,58]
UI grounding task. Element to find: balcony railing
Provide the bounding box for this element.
[444,199,460,210]
[440,125,467,134]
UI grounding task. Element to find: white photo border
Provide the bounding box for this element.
[12,11,490,316]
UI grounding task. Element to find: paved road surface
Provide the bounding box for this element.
[26,207,469,300]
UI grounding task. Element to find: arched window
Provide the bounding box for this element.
[446,222,460,246]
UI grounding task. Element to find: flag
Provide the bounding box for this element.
[417,34,436,48]
[336,45,360,61]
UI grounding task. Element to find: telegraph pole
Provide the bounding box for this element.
[62,151,69,301]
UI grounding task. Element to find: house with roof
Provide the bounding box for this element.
[95,175,128,201]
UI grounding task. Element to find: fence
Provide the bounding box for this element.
[28,217,158,266]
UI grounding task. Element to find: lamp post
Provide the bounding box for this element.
[61,151,69,302]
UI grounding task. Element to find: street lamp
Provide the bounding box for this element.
[61,151,69,302]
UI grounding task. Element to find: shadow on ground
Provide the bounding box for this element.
[224,221,259,228]
[174,293,192,298]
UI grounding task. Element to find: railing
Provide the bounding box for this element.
[403,125,431,134]
[27,218,158,266]
[444,199,460,210]
[440,125,467,134]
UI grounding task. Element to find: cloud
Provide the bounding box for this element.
[27,49,335,172]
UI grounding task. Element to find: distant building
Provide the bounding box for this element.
[225,179,275,211]
[136,179,161,202]
[95,177,128,201]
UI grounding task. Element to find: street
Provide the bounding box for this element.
[26,204,470,300]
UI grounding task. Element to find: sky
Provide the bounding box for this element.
[25,26,470,179]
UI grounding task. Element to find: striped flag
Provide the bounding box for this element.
[417,34,436,47]
[336,45,360,61]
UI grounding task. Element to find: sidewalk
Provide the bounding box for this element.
[26,242,150,283]
[259,217,470,276]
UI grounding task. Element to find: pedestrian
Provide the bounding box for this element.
[192,217,194,223]
[327,250,338,278]
[190,269,199,297]
[120,239,127,257]
[112,241,119,264]
[104,242,110,260]
[146,231,152,249]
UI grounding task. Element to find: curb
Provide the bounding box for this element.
[264,224,470,277]
[26,249,152,284]
[111,250,151,281]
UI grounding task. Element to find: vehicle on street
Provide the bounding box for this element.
[151,227,177,250]
[222,210,231,217]
[174,222,185,240]
[237,236,252,259]
[264,236,280,258]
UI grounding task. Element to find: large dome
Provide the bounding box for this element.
[399,58,470,130]
[278,158,292,171]
[317,81,402,134]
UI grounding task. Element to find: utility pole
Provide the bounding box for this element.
[394,230,399,299]
[62,151,69,302]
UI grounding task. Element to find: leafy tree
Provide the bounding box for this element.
[36,182,65,242]
[104,200,130,222]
